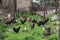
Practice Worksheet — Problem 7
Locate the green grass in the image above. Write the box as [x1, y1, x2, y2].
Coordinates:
[0, 12, 58, 40]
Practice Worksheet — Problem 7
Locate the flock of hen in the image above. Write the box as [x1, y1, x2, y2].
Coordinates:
[4, 14, 58, 37]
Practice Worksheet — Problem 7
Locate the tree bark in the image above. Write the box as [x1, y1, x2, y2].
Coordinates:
[43, 0, 47, 20]
[13, 0, 17, 19]
[55, 0, 59, 12]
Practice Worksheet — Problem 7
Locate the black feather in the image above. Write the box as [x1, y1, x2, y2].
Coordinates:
[36, 18, 49, 26]
[41, 18, 49, 25]
[37, 21, 43, 26]
[13, 26, 20, 33]
[32, 19, 37, 23]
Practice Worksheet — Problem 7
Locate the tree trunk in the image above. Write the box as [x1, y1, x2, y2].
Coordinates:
[13, 0, 17, 19]
[11, 0, 17, 19]
[13, 0, 17, 12]
[43, 0, 47, 20]
[55, 0, 59, 12]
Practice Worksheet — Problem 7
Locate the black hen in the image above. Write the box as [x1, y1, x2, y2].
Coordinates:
[37, 21, 43, 26]
[32, 19, 37, 23]
[44, 18, 49, 23]
[20, 17, 26, 24]
[41, 18, 49, 25]
[13, 26, 20, 33]
[36, 18, 49, 26]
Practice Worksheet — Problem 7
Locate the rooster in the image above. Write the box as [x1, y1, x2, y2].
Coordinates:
[20, 17, 26, 24]
[28, 18, 35, 29]
[30, 22, 35, 29]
